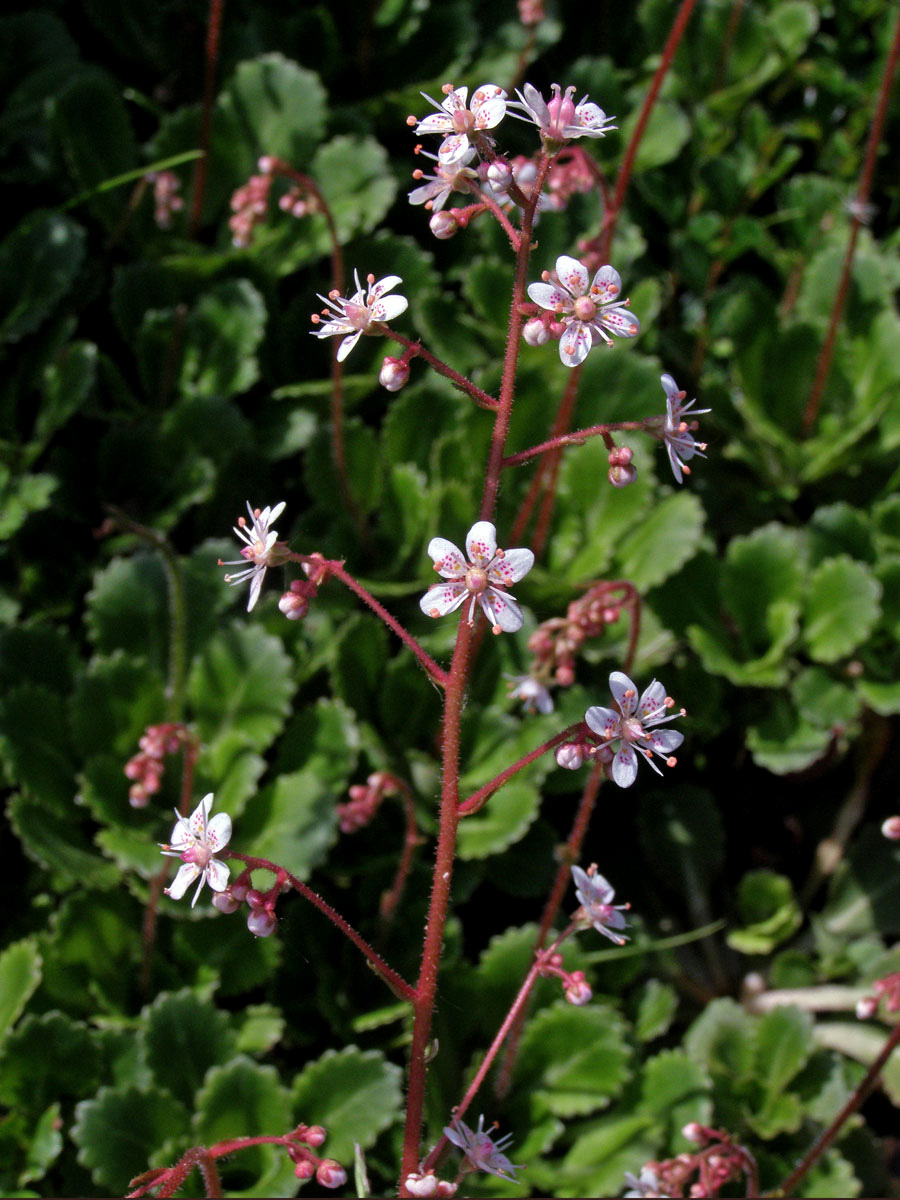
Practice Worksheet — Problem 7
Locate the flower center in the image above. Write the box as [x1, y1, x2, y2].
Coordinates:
[622, 716, 645, 743]
[342, 300, 370, 330]
[573, 295, 597, 322]
[182, 841, 212, 868]
[452, 109, 475, 135]
[465, 566, 488, 594]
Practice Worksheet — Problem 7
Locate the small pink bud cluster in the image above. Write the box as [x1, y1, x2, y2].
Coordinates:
[146, 171, 184, 229]
[284, 1124, 347, 1189]
[538, 951, 592, 1005]
[229, 173, 273, 248]
[855, 971, 900, 1020]
[517, 0, 545, 25]
[404, 1170, 458, 1197]
[124, 723, 196, 808]
[211, 869, 291, 938]
[882, 815, 900, 839]
[635, 1125, 757, 1198]
[608, 445, 636, 487]
[337, 771, 403, 834]
[545, 149, 595, 209]
[278, 554, 329, 621]
[527, 582, 633, 691]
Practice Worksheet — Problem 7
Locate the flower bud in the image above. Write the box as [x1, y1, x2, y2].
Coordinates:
[882, 816, 900, 840]
[564, 972, 592, 1006]
[435, 1184, 457, 1198]
[405, 1173, 439, 1197]
[856, 995, 879, 1020]
[379, 355, 410, 392]
[212, 890, 242, 914]
[608, 463, 637, 488]
[523, 316, 550, 346]
[486, 160, 513, 192]
[556, 743, 584, 770]
[247, 908, 277, 938]
[279, 589, 309, 620]
[429, 210, 458, 239]
[293, 1158, 316, 1181]
[316, 1159, 348, 1189]
[682, 1121, 705, 1144]
[305, 1125, 327, 1148]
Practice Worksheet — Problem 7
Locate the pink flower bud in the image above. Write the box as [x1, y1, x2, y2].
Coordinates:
[405, 1173, 439, 1197]
[246, 889, 266, 909]
[212, 890, 242, 914]
[429, 211, 458, 239]
[882, 816, 900, 840]
[608, 463, 637, 488]
[247, 909, 277, 937]
[279, 590, 309, 620]
[230, 879, 249, 903]
[556, 743, 584, 770]
[305, 1125, 327, 1148]
[682, 1121, 705, 1144]
[293, 1159, 316, 1181]
[435, 1182, 457, 1197]
[316, 1159, 348, 1189]
[523, 316, 550, 346]
[379, 356, 410, 392]
[564, 971, 592, 1005]
[486, 160, 513, 192]
[856, 995, 879, 1020]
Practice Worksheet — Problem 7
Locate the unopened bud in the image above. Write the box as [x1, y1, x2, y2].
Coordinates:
[379, 356, 410, 392]
[429, 210, 458, 239]
[247, 909, 277, 938]
[212, 890, 242, 914]
[486, 160, 513, 192]
[564, 972, 592, 1006]
[682, 1121, 705, 1144]
[523, 316, 550, 346]
[856, 995, 879, 1020]
[405, 1173, 439, 1197]
[305, 1125, 327, 1148]
[556, 743, 584, 770]
[608, 463, 637, 488]
[882, 816, 900, 840]
[279, 589, 309, 620]
[436, 1183, 457, 1197]
[316, 1159, 347, 1189]
[293, 1159, 316, 1181]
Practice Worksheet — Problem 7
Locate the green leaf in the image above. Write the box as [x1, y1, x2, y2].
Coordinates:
[684, 997, 755, 1081]
[86, 554, 169, 670]
[456, 779, 541, 860]
[820, 827, 900, 938]
[560, 1112, 657, 1199]
[0, 1011, 101, 1111]
[802, 556, 881, 663]
[799, 1150, 861, 1199]
[291, 1046, 403, 1162]
[640, 1050, 711, 1140]
[192, 1057, 296, 1199]
[856, 677, 900, 715]
[0, 684, 75, 809]
[613, 490, 705, 590]
[768, 1, 818, 58]
[39, 892, 140, 1013]
[19, 1102, 63, 1187]
[69, 651, 166, 760]
[746, 696, 834, 775]
[241, 767, 339, 881]
[234, 1005, 285, 1056]
[312, 134, 397, 244]
[0, 212, 86, 344]
[754, 1005, 814, 1097]
[36, 339, 97, 450]
[0, 467, 58, 538]
[331, 613, 390, 716]
[814, 1022, 900, 1107]
[180, 279, 267, 400]
[187, 623, 295, 757]
[52, 70, 137, 226]
[515, 1004, 632, 1118]
[627, 99, 691, 171]
[728, 869, 803, 955]
[72, 1085, 189, 1194]
[143, 989, 237, 1099]
[634, 978, 679, 1043]
[0, 940, 41, 1046]
[721, 523, 807, 650]
[8, 792, 120, 888]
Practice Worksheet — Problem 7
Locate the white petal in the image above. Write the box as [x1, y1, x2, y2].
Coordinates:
[483, 588, 523, 632]
[416, 113, 454, 135]
[314, 317, 353, 338]
[572, 103, 610, 133]
[438, 133, 471, 165]
[527, 281, 572, 311]
[645, 729, 684, 755]
[609, 672, 639, 715]
[371, 293, 408, 322]
[637, 680, 667, 720]
[584, 706, 620, 739]
[488, 546, 534, 585]
[519, 83, 548, 123]
[571, 865, 591, 896]
[599, 307, 640, 339]
[420, 582, 467, 617]
[246, 565, 266, 610]
[555, 255, 589, 297]
[427, 537, 467, 578]
[165, 862, 200, 900]
[587, 872, 616, 904]
[559, 323, 592, 366]
[369, 274, 402, 298]
[466, 521, 497, 566]
[206, 812, 232, 851]
[189, 794, 214, 836]
[442, 86, 468, 111]
[336, 330, 362, 362]
[473, 96, 506, 129]
[590, 264, 622, 300]
[611, 744, 639, 787]
[205, 858, 231, 892]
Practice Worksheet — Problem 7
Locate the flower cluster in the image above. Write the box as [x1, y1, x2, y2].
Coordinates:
[337, 771, 403, 834]
[626, 1124, 757, 1198]
[420, 521, 534, 635]
[124, 722, 195, 808]
[146, 170, 184, 229]
[220, 501, 289, 611]
[228, 171, 273, 248]
[527, 255, 640, 366]
[159, 794, 231, 907]
[538, 949, 593, 1005]
[443, 1115, 522, 1183]
[311, 270, 408, 362]
[527, 582, 634, 692]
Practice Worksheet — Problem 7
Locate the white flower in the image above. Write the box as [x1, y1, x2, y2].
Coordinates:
[527, 255, 640, 367]
[443, 1116, 522, 1183]
[571, 864, 630, 944]
[585, 671, 684, 788]
[160, 793, 232, 907]
[624, 1166, 666, 1197]
[509, 82, 616, 145]
[220, 501, 287, 611]
[419, 521, 534, 635]
[311, 269, 408, 362]
[660, 374, 709, 483]
[414, 84, 507, 166]
[408, 146, 478, 210]
[507, 674, 554, 714]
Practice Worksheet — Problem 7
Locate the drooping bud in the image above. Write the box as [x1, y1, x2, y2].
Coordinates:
[316, 1159, 348, 1189]
[523, 316, 550, 346]
[429, 210, 458, 239]
[379, 355, 411, 392]
[882, 816, 900, 840]
[608, 463, 637, 488]
[212, 890, 242, 914]
[247, 908, 277, 938]
[556, 743, 584, 770]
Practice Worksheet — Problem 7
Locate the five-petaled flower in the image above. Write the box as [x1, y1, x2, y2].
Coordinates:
[221, 501, 287, 611]
[660, 373, 710, 484]
[527, 255, 640, 367]
[409, 146, 478, 211]
[443, 1115, 523, 1183]
[413, 84, 507, 166]
[420, 521, 534, 635]
[571, 864, 630, 944]
[311, 270, 408, 362]
[160, 793, 232, 907]
[509, 82, 616, 148]
[507, 674, 554, 714]
[585, 671, 685, 788]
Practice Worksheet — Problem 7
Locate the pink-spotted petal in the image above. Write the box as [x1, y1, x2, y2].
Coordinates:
[438, 133, 471, 165]
[206, 812, 232, 852]
[637, 680, 667, 719]
[420, 581, 467, 617]
[336, 330, 362, 362]
[609, 671, 639, 716]
[189, 794, 214, 836]
[590, 265, 622, 301]
[527, 281, 573, 311]
[555, 255, 589, 297]
[559, 323, 592, 367]
[600, 308, 640, 338]
[427, 537, 467, 578]
[205, 858, 231, 893]
[166, 862, 200, 900]
[611, 743, 639, 788]
[369, 275, 402, 299]
[442, 87, 469, 112]
[483, 588, 523, 632]
[466, 521, 498, 567]
[574, 102, 608, 130]
[584, 706, 622, 740]
[646, 729, 684, 755]
[473, 97, 506, 129]
[371, 294, 408, 322]
[416, 113, 455, 135]
[489, 547, 534, 585]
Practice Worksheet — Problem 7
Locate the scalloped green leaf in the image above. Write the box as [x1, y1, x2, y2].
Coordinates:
[721, 523, 807, 649]
[728, 870, 802, 955]
[559, 1111, 657, 1199]
[312, 135, 397, 244]
[192, 1057, 296, 1199]
[0, 684, 75, 810]
[515, 1004, 632, 1118]
[0, 212, 86, 344]
[746, 695, 834, 775]
[0, 940, 41, 1046]
[69, 651, 166, 760]
[234, 1005, 285, 1056]
[0, 467, 58, 538]
[39, 891, 140, 1013]
[36, 339, 97, 450]
[456, 778, 540, 860]
[187, 623, 295, 756]
[0, 1011, 101, 1111]
[634, 979, 679, 1043]
[639, 1050, 711, 1139]
[8, 792, 120, 888]
[613, 490, 705, 590]
[684, 997, 755, 1081]
[142, 989, 237, 1099]
[291, 1046, 403, 1162]
[85, 554, 169, 669]
[179, 279, 266, 400]
[754, 1004, 814, 1098]
[72, 1085, 189, 1193]
[802, 556, 881, 663]
[19, 1101, 64, 1187]
[241, 766, 339, 881]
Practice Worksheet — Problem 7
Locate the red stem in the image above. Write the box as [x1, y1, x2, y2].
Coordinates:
[189, 0, 224, 236]
[502, 418, 648, 468]
[458, 723, 583, 816]
[388, 332, 499, 410]
[802, 7, 900, 434]
[380, 785, 421, 927]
